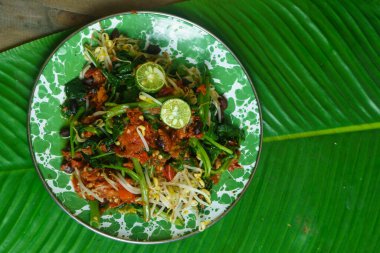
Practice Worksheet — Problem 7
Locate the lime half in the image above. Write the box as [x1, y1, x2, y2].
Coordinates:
[161, 99, 191, 129]
[136, 62, 166, 93]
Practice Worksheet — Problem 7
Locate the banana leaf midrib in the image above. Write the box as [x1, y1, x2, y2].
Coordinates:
[263, 122, 380, 142]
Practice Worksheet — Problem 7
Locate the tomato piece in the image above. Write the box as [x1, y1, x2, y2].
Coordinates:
[210, 174, 220, 184]
[84, 67, 106, 85]
[196, 84, 207, 95]
[228, 159, 242, 172]
[157, 86, 174, 97]
[118, 184, 136, 202]
[162, 164, 176, 181]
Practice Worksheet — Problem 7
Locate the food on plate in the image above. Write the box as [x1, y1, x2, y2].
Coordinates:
[60, 29, 244, 228]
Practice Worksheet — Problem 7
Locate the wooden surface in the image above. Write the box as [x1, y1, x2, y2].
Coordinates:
[0, 0, 182, 52]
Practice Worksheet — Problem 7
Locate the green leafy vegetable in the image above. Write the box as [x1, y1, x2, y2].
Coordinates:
[216, 124, 245, 145]
[131, 158, 150, 222]
[65, 78, 87, 100]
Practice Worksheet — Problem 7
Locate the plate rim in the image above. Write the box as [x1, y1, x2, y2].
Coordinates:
[27, 10, 263, 244]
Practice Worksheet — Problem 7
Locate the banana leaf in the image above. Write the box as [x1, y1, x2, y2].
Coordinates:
[0, 0, 379, 252]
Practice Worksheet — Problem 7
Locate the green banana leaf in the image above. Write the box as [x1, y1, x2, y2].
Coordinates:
[0, 0, 379, 252]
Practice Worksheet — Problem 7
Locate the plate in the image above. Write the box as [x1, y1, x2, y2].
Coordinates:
[28, 11, 262, 243]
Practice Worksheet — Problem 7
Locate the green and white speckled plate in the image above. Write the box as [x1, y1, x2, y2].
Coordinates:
[28, 12, 262, 243]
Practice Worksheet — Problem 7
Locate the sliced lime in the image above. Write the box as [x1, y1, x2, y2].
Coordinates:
[161, 99, 191, 129]
[135, 62, 166, 93]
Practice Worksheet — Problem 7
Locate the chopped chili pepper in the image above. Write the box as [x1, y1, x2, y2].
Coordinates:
[196, 84, 207, 95]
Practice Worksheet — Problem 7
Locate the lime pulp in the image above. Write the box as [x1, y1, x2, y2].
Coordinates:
[160, 99, 191, 129]
[135, 62, 166, 93]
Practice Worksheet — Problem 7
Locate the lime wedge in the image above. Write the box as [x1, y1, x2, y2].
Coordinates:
[135, 62, 166, 93]
[161, 99, 191, 129]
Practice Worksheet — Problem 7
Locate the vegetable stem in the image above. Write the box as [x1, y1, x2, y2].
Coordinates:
[69, 107, 85, 158]
[211, 157, 234, 175]
[132, 158, 150, 222]
[202, 135, 233, 155]
[82, 125, 100, 135]
[105, 96, 175, 119]
[101, 164, 140, 182]
[198, 67, 211, 126]
[189, 138, 212, 177]
[91, 152, 115, 160]
[70, 121, 75, 158]
[89, 200, 100, 228]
